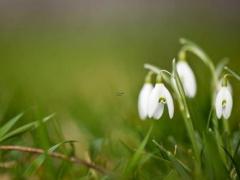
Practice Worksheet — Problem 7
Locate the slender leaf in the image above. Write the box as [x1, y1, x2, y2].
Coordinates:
[25, 140, 77, 176]
[153, 139, 191, 180]
[25, 154, 46, 176]
[0, 114, 55, 142]
[223, 146, 240, 179]
[233, 138, 240, 160]
[48, 140, 78, 153]
[0, 113, 24, 138]
[215, 58, 229, 78]
[125, 125, 153, 174]
[224, 66, 240, 81]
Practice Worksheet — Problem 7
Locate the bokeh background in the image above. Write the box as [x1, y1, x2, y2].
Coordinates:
[0, 0, 240, 178]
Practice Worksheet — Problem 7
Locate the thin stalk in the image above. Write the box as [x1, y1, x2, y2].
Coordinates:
[144, 62, 201, 170]
[179, 38, 217, 97]
[144, 63, 172, 84]
[144, 64, 172, 77]
[179, 39, 228, 167]
[172, 60, 201, 170]
[224, 66, 240, 81]
[223, 119, 232, 155]
[212, 116, 227, 165]
[0, 145, 107, 174]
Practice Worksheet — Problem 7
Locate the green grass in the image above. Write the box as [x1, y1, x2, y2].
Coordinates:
[0, 21, 240, 179]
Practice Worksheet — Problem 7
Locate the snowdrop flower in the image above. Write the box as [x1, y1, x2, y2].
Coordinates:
[176, 61, 197, 98]
[138, 83, 153, 120]
[148, 83, 174, 119]
[138, 71, 154, 120]
[215, 85, 233, 119]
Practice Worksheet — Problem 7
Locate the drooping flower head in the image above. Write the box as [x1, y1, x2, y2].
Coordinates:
[176, 60, 197, 98]
[138, 83, 153, 120]
[148, 78, 174, 120]
[138, 72, 154, 120]
[215, 79, 233, 119]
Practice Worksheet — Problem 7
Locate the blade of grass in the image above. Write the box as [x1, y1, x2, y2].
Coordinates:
[0, 113, 55, 142]
[120, 139, 171, 163]
[25, 140, 77, 176]
[215, 58, 229, 79]
[223, 146, 240, 179]
[125, 124, 153, 174]
[233, 138, 240, 159]
[0, 113, 24, 138]
[153, 139, 191, 180]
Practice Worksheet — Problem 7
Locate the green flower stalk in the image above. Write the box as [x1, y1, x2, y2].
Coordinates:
[178, 39, 229, 166]
[142, 60, 201, 171]
[138, 39, 240, 177]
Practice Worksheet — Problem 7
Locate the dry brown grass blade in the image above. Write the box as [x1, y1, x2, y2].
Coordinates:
[0, 145, 107, 174]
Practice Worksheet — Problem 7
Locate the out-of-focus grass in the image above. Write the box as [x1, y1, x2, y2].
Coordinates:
[0, 16, 240, 179]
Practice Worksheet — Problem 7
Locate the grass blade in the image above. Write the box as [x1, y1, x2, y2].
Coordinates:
[0, 113, 24, 138]
[0, 114, 55, 142]
[25, 140, 77, 176]
[125, 125, 153, 174]
[223, 146, 240, 179]
[153, 139, 191, 180]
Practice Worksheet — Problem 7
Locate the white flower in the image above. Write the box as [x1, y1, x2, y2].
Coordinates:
[148, 83, 174, 119]
[176, 61, 197, 98]
[138, 83, 153, 120]
[215, 86, 233, 119]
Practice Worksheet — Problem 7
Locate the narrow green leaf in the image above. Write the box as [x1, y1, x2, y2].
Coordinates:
[224, 66, 240, 81]
[25, 140, 77, 176]
[223, 146, 240, 179]
[125, 125, 153, 173]
[0, 113, 24, 138]
[215, 58, 229, 79]
[153, 139, 191, 180]
[25, 154, 46, 176]
[0, 113, 55, 142]
[179, 38, 215, 74]
[233, 138, 240, 160]
[48, 140, 77, 153]
[163, 170, 180, 180]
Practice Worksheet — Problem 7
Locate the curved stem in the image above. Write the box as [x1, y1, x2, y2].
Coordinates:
[224, 66, 240, 81]
[0, 145, 107, 174]
[179, 39, 229, 168]
[144, 63, 172, 85]
[179, 38, 217, 96]
[172, 59, 201, 172]
[144, 64, 172, 77]
[215, 58, 229, 79]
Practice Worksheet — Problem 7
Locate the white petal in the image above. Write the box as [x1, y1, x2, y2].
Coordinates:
[177, 61, 197, 98]
[162, 85, 174, 119]
[148, 83, 165, 118]
[153, 104, 164, 119]
[215, 87, 233, 119]
[222, 88, 233, 119]
[138, 83, 153, 120]
[215, 88, 224, 118]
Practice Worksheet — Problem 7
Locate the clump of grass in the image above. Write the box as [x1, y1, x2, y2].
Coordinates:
[0, 38, 240, 179]
[136, 38, 240, 179]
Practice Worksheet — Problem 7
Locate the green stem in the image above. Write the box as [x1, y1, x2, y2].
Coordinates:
[179, 38, 217, 96]
[212, 116, 227, 165]
[179, 39, 229, 167]
[172, 60, 201, 171]
[223, 119, 232, 155]
[144, 63, 172, 85]
[224, 66, 240, 81]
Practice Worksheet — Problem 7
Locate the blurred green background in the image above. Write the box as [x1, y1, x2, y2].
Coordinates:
[0, 0, 240, 178]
